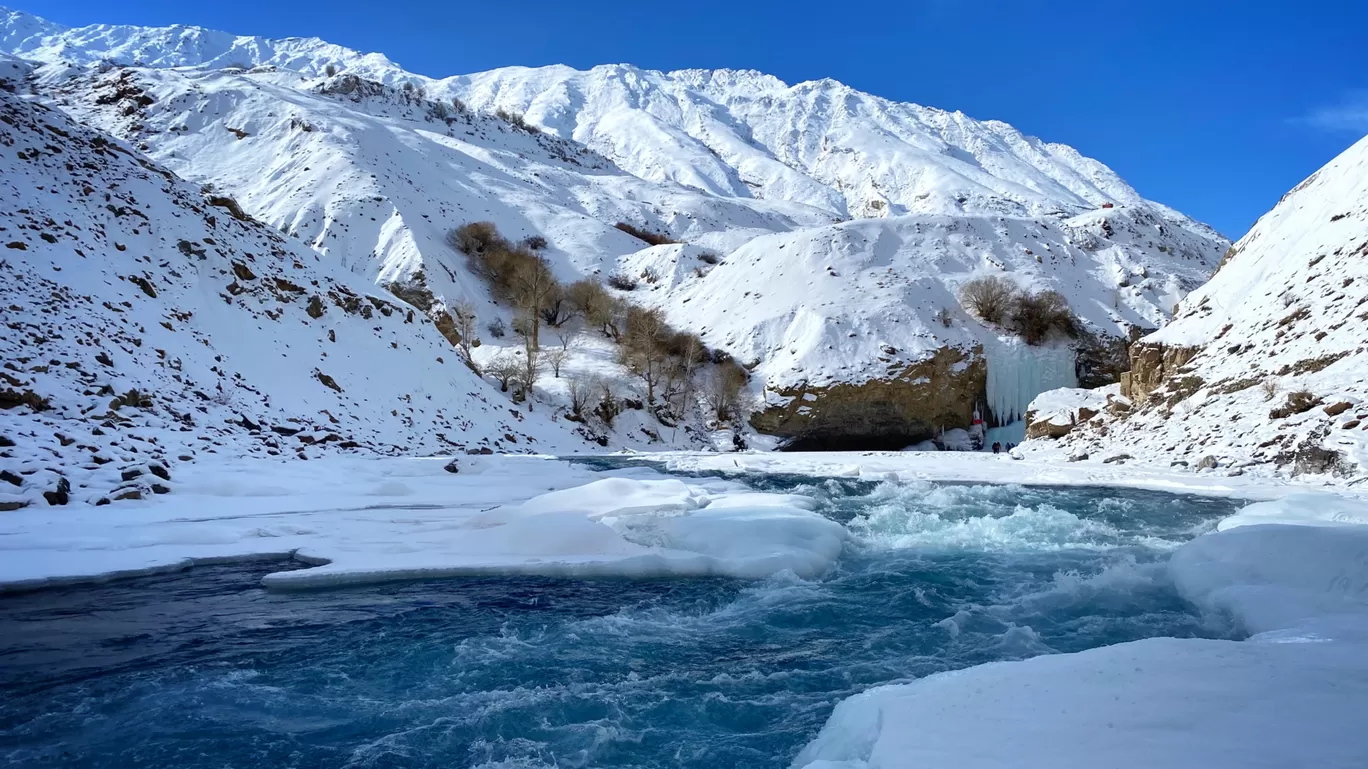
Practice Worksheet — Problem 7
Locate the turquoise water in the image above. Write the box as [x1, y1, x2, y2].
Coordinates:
[0, 476, 1243, 768]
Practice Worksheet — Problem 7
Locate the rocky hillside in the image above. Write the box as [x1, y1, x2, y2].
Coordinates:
[0, 8, 1231, 450]
[0, 84, 584, 511]
[1024, 134, 1368, 478]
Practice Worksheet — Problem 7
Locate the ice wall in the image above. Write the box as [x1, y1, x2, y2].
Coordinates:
[982, 336, 1077, 425]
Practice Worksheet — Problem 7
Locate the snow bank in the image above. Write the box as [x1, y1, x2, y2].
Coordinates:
[0, 456, 846, 592]
[793, 493, 1368, 769]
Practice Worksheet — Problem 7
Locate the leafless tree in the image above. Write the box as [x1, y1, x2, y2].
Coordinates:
[544, 346, 569, 378]
[566, 374, 599, 418]
[959, 275, 1017, 325]
[705, 361, 749, 422]
[618, 306, 671, 403]
[453, 300, 478, 366]
[486, 351, 520, 392]
[520, 331, 541, 410]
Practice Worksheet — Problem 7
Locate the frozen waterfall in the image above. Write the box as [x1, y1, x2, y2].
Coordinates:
[982, 336, 1077, 425]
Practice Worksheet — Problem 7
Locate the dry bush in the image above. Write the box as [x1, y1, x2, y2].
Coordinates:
[553, 325, 578, 352]
[566, 374, 599, 418]
[485, 352, 519, 392]
[520, 234, 548, 251]
[936, 307, 953, 328]
[566, 279, 622, 337]
[697, 251, 721, 265]
[495, 108, 538, 133]
[618, 307, 674, 403]
[706, 361, 749, 421]
[595, 382, 621, 427]
[520, 332, 541, 409]
[1260, 377, 1280, 401]
[1009, 290, 1077, 345]
[453, 300, 479, 368]
[538, 285, 573, 328]
[448, 221, 506, 255]
[324, 63, 337, 77]
[607, 273, 638, 291]
[544, 346, 569, 378]
[959, 275, 1017, 325]
[614, 222, 676, 246]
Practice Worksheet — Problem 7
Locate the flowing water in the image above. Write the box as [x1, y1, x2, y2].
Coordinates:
[0, 474, 1244, 768]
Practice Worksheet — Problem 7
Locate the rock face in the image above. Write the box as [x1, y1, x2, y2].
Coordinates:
[750, 348, 985, 450]
[1119, 341, 1200, 402]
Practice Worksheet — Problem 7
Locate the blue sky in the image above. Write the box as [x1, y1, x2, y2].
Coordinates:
[15, 0, 1367, 238]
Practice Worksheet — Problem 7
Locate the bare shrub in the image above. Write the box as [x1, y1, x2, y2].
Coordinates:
[457, 221, 559, 347]
[936, 307, 953, 328]
[566, 374, 598, 418]
[520, 234, 548, 251]
[1260, 377, 1280, 401]
[495, 108, 538, 133]
[618, 306, 672, 403]
[486, 317, 506, 338]
[324, 63, 338, 77]
[486, 352, 519, 392]
[553, 325, 578, 352]
[607, 273, 638, 291]
[706, 361, 749, 421]
[544, 346, 569, 378]
[697, 251, 721, 265]
[959, 275, 1017, 325]
[595, 382, 621, 427]
[1009, 290, 1077, 345]
[520, 332, 541, 409]
[539, 285, 573, 328]
[453, 300, 479, 368]
[614, 222, 676, 246]
[566, 279, 621, 337]
[448, 221, 506, 255]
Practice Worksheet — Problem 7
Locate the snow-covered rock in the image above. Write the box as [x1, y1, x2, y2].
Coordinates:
[1032, 133, 1368, 479]
[1024, 385, 1115, 439]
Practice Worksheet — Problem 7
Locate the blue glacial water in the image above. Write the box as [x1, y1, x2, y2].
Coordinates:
[0, 475, 1244, 769]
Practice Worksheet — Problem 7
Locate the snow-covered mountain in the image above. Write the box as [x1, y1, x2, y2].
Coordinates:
[0, 7, 1230, 451]
[0, 76, 589, 510]
[1024, 133, 1368, 478]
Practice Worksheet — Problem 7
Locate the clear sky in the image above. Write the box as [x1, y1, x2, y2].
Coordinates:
[14, 0, 1366, 238]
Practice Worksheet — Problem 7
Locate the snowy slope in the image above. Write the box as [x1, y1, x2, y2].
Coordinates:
[0, 7, 1230, 447]
[449, 65, 1221, 230]
[617, 206, 1218, 438]
[0, 86, 585, 511]
[1026, 133, 1368, 478]
[0, 8, 1219, 236]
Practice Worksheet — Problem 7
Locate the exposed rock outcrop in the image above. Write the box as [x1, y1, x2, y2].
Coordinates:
[750, 348, 985, 451]
[1119, 341, 1200, 402]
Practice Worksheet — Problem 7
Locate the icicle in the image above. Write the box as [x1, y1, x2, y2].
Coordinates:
[982, 336, 1077, 425]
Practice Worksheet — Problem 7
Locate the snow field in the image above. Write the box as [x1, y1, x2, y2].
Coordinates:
[0, 456, 848, 591]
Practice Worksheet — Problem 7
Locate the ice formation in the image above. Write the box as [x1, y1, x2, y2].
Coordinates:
[982, 336, 1078, 426]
